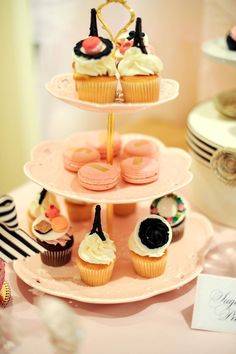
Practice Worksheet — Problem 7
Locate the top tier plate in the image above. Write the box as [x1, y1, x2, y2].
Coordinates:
[46, 74, 179, 113]
[24, 132, 192, 204]
[201, 37, 236, 66]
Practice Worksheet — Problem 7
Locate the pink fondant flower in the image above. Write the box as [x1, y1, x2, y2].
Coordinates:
[119, 39, 133, 55]
[178, 204, 184, 211]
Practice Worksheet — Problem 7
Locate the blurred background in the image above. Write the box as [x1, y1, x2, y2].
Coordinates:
[0, 0, 236, 193]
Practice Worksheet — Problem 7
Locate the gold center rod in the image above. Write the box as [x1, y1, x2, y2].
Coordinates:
[106, 111, 115, 236]
[107, 112, 115, 165]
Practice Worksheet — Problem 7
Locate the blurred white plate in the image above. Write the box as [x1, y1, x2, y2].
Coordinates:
[202, 37, 236, 66]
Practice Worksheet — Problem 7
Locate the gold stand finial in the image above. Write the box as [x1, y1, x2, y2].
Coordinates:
[96, 0, 135, 45]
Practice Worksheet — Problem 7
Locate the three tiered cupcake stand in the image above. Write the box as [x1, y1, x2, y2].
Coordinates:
[13, 1, 213, 304]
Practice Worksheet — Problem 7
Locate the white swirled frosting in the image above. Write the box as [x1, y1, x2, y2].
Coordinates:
[129, 215, 172, 257]
[118, 47, 163, 76]
[73, 54, 117, 77]
[79, 232, 116, 265]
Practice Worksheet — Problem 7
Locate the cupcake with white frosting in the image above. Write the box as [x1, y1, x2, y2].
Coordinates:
[27, 189, 59, 231]
[150, 193, 186, 240]
[77, 205, 116, 286]
[118, 17, 163, 103]
[32, 204, 74, 267]
[72, 8, 117, 103]
[129, 215, 172, 278]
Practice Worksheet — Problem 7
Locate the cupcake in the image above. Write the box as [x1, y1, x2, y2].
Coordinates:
[32, 205, 74, 267]
[150, 193, 186, 240]
[77, 205, 116, 286]
[118, 17, 163, 103]
[226, 25, 236, 51]
[63, 146, 100, 172]
[123, 139, 159, 159]
[73, 8, 117, 103]
[27, 189, 59, 231]
[129, 215, 172, 278]
[87, 130, 121, 159]
[64, 199, 94, 222]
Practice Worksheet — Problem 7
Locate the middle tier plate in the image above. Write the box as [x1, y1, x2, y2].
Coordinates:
[24, 132, 192, 204]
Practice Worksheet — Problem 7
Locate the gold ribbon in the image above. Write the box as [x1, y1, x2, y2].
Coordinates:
[96, 0, 135, 45]
[0, 281, 11, 307]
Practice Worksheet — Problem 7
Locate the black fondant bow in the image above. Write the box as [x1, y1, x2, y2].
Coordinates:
[127, 30, 145, 40]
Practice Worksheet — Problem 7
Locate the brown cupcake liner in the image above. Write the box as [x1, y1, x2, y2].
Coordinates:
[40, 247, 73, 267]
[172, 219, 185, 242]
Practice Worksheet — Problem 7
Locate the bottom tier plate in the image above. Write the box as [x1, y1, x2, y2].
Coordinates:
[13, 205, 213, 304]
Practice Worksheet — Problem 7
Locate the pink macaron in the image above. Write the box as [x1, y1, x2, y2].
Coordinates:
[63, 146, 100, 172]
[120, 156, 159, 184]
[87, 130, 122, 159]
[78, 162, 119, 191]
[123, 139, 159, 159]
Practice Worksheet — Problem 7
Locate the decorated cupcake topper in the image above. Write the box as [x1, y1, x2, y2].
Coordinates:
[138, 217, 170, 249]
[89, 8, 99, 37]
[133, 17, 147, 54]
[38, 188, 47, 205]
[82, 37, 104, 55]
[74, 8, 113, 60]
[150, 194, 186, 226]
[90, 205, 106, 241]
[127, 30, 145, 41]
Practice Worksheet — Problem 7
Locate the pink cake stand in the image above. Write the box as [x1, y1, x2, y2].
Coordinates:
[16, 71, 213, 304]
[24, 132, 192, 204]
[13, 202, 213, 304]
[45, 72, 180, 233]
[46, 74, 180, 113]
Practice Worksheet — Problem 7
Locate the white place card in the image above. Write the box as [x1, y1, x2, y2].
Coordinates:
[191, 274, 236, 334]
